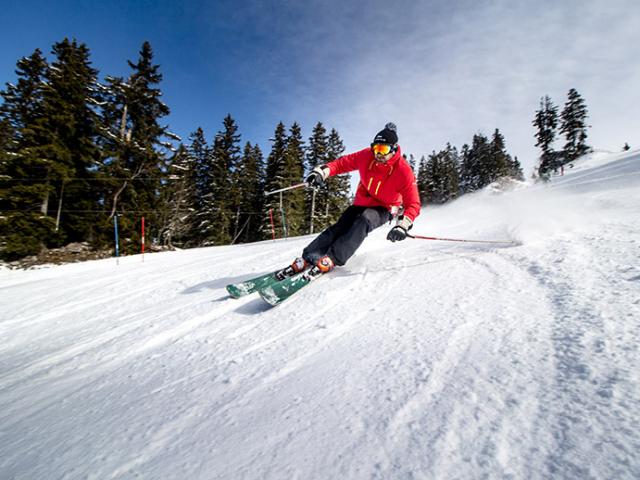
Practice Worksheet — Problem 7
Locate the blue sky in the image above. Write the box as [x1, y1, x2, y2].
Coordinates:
[2, 0, 639, 175]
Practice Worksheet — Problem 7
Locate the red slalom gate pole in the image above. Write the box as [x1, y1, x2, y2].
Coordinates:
[407, 233, 518, 245]
[269, 209, 276, 241]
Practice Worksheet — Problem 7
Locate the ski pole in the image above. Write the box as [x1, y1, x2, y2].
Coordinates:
[265, 182, 307, 196]
[407, 233, 518, 245]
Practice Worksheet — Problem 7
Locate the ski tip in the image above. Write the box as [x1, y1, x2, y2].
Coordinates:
[258, 287, 281, 307]
[225, 285, 238, 298]
[226, 284, 249, 299]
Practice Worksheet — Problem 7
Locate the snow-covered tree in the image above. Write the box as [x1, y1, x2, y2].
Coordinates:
[98, 41, 173, 249]
[304, 122, 329, 234]
[560, 88, 591, 163]
[419, 144, 460, 205]
[262, 122, 289, 239]
[460, 134, 491, 193]
[0, 49, 55, 259]
[533, 95, 559, 178]
[488, 129, 512, 181]
[323, 128, 350, 227]
[233, 142, 264, 243]
[35, 39, 102, 246]
[157, 145, 198, 248]
[281, 122, 306, 237]
[203, 114, 241, 245]
[416, 155, 429, 204]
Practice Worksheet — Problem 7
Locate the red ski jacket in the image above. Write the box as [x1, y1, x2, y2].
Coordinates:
[326, 146, 421, 222]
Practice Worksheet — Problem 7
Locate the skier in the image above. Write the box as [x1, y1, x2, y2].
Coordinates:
[292, 122, 421, 274]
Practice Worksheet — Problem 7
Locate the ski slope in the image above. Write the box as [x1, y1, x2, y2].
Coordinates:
[1, 150, 639, 479]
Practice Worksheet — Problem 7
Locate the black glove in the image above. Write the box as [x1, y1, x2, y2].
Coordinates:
[305, 166, 329, 188]
[387, 226, 408, 242]
[387, 215, 413, 242]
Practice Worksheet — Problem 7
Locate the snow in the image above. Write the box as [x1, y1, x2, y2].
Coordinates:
[1, 151, 639, 479]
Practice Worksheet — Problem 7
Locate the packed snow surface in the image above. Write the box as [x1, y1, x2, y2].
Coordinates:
[1, 150, 639, 479]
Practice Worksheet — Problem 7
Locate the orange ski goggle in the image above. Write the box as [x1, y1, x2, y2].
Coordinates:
[371, 143, 393, 155]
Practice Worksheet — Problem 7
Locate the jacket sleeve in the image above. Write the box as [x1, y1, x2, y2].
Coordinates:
[325, 148, 369, 176]
[400, 169, 421, 222]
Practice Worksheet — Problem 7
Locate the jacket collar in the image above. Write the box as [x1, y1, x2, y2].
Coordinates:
[370, 145, 403, 171]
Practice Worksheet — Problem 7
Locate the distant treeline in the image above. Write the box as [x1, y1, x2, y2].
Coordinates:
[0, 39, 353, 260]
[1, 38, 578, 261]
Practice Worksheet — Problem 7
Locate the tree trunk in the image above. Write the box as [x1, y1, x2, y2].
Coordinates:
[109, 180, 128, 219]
[55, 181, 65, 231]
[120, 104, 128, 140]
[40, 170, 50, 215]
[233, 206, 240, 240]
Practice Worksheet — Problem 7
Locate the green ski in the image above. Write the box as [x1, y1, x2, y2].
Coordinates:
[258, 267, 326, 306]
[226, 259, 309, 298]
[226, 271, 283, 298]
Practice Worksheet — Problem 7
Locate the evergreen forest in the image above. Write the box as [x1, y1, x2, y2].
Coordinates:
[0, 39, 591, 261]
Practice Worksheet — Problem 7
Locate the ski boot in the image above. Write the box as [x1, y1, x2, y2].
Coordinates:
[305, 255, 334, 280]
[276, 257, 309, 280]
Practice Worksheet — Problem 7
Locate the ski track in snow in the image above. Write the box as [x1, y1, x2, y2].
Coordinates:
[1, 151, 639, 479]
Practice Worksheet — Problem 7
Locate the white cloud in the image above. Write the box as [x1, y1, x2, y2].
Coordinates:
[268, 0, 640, 174]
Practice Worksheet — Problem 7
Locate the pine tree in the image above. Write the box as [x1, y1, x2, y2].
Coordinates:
[416, 155, 429, 204]
[234, 142, 265, 243]
[280, 122, 306, 237]
[187, 128, 211, 246]
[423, 151, 439, 204]
[304, 122, 329, 234]
[202, 114, 241, 245]
[462, 134, 491, 192]
[458, 144, 472, 194]
[0, 49, 55, 259]
[98, 41, 172, 250]
[262, 122, 289, 239]
[421, 145, 460, 204]
[488, 129, 512, 181]
[509, 156, 525, 181]
[323, 128, 350, 226]
[156, 144, 198, 247]
[533, 96, 559, 153]
[533, 95, 559, 178]
[560, 88, 590, 164]
[35, 39, 102, 246]
[441, 143, 460, 203]
[407, 153, 416, 172]
[0, 117, 11, 159]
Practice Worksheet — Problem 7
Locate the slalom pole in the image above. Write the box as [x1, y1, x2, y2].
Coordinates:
[141, 216, 145, 262]
[265, 182, 307, 196]
[407, 233, 518, 245]
[269, 209, 276, 241]
[279, 192, 288, 240]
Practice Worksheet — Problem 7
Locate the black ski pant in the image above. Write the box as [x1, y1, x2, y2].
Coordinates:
[302, 205, 390, 266]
